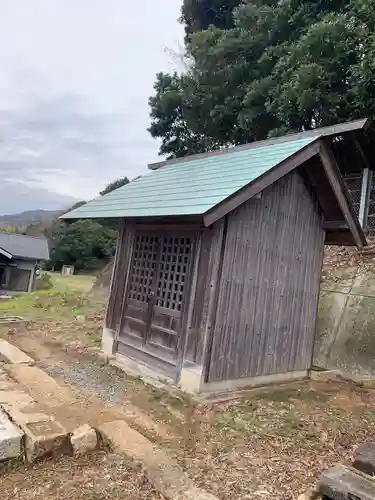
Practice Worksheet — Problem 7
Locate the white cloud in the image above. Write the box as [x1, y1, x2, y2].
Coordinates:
[0, 0, 184, 211]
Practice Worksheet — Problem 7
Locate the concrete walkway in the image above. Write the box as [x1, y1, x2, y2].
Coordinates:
[0, 339, 218, 500]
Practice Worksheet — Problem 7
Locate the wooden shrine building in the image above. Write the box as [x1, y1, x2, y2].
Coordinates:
[62, 119, 373, 394]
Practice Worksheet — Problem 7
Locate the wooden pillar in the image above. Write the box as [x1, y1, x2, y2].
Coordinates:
[359, 168, 372, 232]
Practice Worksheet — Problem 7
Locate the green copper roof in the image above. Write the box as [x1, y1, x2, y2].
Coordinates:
[62, 136, 318, 221]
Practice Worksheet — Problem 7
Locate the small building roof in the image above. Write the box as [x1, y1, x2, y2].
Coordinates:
[62, 136, 317, 220]
[60, 118, 370, 248]
[0, 233, 50, 261]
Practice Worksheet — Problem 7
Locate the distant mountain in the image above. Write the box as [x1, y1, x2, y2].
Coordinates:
[0, 181, 77, 216]
[0, 209, 61, 226]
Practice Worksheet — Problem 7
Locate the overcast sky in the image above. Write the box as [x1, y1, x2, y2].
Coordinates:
[0, 0, 184, 214]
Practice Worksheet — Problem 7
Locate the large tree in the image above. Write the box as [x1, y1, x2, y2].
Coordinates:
[181, 0, 241, 41]
[149, 0, 375, 158]
[100, 176, 130, 196]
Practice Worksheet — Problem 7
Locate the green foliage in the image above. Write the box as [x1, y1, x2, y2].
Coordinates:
[100, 176, 130, 196]
[149, 0, 375, 157]
[148, 72, 220, 158]
[68, 200, 87, 211]
[36, 272, 54, 291]
[181, 0, 241, 42]
[50, 219, 117, 271]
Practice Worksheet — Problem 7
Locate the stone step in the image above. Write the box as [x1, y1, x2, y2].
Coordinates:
[98, 419, 218, 500]
[6, 365, 75, 408]
[0, 409, 23, 462]
[354, 443, 375, 476]
[0, 390, 35, 411]
[0, 340, 34, 365]
[317, 465, 375, 500]
[6, 407, 69, 462]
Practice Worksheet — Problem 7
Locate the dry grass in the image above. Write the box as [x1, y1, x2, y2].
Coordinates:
[165, 381, 375, 499]
[1, 452, 164, 499]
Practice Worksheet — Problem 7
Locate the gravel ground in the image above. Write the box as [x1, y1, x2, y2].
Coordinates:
[1, 452, 164, 500]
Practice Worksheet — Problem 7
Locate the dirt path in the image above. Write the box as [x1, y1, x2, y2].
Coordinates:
[1, 452, 163, 500]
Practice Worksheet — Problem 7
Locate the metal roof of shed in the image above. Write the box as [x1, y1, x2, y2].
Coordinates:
[62, 136, 317, 221]
[0, 233, 49, 261]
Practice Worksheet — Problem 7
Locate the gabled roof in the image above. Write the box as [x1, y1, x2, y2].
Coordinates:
[0, 233, 49, 261]
[61, 119, 370, 248]
[62, 136, 318, 220]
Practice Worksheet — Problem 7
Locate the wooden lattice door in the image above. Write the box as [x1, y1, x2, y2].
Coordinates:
[118, 231, 195, 377]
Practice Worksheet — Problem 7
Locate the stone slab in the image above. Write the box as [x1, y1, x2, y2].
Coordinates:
[70, 424, 97, 455]
[6, 408, 69, 462]
[354, 442, 375, 476]
[0, 409, 23, 462]
[0, 340, 34, 365]
[0, 391, 35, 411]
[317, 465, 375, 500]
[6, 365, 75, 408]
[98, 420, 218, 500]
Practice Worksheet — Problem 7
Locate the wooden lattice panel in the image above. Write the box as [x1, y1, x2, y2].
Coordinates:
[156, 236, 192, 312]
[128, 234, 159, 302]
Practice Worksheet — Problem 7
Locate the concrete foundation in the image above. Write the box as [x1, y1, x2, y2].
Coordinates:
[102, 327, 115, 358]
[111, 349, 309, 396]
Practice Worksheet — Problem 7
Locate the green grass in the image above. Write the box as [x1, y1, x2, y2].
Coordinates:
[0, 272, 96, 320]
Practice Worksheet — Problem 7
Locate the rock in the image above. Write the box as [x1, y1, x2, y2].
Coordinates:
[354, 442, 375, 475]
[297, 489, 320, 500]
[6, 408, 69, 462]
[0, 409, 24, 462]
[70, 424, 97, 455]
[317, 465, 375, 500]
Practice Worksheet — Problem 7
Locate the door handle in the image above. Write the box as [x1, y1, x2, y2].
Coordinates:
[147, 291, 155, 302]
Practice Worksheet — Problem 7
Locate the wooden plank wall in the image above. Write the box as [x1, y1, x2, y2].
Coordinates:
[105, 221, 135, 332]
[207, 170, 325, 382]
[184, 219, 225, 366]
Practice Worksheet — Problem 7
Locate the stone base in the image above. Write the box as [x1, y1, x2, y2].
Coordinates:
[179, 366, 203, 394]
[111, 350, 308, 398]
[0, 409, 23, 462]
[200, 370, 309, 396]
[7, 409, 69, 462]
[102, 328, 115, 358]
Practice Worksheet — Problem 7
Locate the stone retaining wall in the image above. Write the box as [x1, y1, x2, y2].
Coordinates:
[314, 266, 375, 377]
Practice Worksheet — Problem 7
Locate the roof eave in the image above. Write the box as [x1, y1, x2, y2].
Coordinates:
[0, 247, 13, 259]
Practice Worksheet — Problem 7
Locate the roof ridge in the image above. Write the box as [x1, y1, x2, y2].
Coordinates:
[148, 118, 369, 171]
